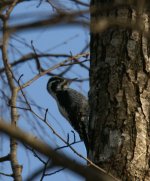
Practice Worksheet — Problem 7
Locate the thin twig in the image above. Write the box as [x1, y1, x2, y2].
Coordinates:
[55, 140, 82, 151]
[25, 145, 46, 164]
[31, 40, 42, 74]
[40, 158, 50, 181]
[44, 109, 48, 122]
[44, 167, 65, 176]
[0, 172, 13, 177]
[0, 154, 10, 162]
[17, 52, 90, 90]
[71, 0, 89, 7]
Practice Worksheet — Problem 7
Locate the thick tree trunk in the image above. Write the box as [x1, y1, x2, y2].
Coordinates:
[89, 1, 150, 180]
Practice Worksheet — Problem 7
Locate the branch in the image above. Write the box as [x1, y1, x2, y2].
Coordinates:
[44, 167, 65, 176]
[2, 10, 89, 33]
[0, 154, 10, 162]
[1, 1, 22, 180]
[71, 0, 89, 7]
[0, 120, 118, 181]
[0, 53, 70, 74]
[17, 52, 89, 90]
[0, 171, 13, 177]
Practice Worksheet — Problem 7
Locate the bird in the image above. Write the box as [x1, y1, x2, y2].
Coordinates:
[47, 76, 89, 150]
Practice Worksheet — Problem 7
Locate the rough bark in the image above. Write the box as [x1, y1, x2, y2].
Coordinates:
[89, 1, 150, 180]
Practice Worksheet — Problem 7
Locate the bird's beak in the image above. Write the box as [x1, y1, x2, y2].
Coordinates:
[63, 78, 77, 86]
[66, 78, 77, 84]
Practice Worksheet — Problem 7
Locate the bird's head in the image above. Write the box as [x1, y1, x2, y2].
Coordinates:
[47, 76, 76, 96]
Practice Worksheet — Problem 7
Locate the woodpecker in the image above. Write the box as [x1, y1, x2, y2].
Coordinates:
[47, 76, 89, 150]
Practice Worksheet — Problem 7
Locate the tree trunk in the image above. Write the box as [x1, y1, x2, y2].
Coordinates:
[89, 1, 150, 180]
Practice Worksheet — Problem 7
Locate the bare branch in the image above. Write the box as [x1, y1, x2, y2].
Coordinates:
[44, 167, 65, 177]
[0, 53, 71, 74]
[2, 10, 89, 33]
[0, 171, 13, 177]
[17, 52, 89, 90]
[0, 120, 119, 181]
[0, 154, 10, 162]
[71, 0, 89, 7]
[1, 1, 22, 180]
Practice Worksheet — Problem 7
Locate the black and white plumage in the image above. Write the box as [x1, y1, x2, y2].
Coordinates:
[47, 76, 89, 149]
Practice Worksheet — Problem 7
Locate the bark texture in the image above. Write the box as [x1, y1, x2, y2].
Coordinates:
[89, 1, 150, 180]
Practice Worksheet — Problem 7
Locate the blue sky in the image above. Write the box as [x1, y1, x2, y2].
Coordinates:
[0, 0, 90, 181]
